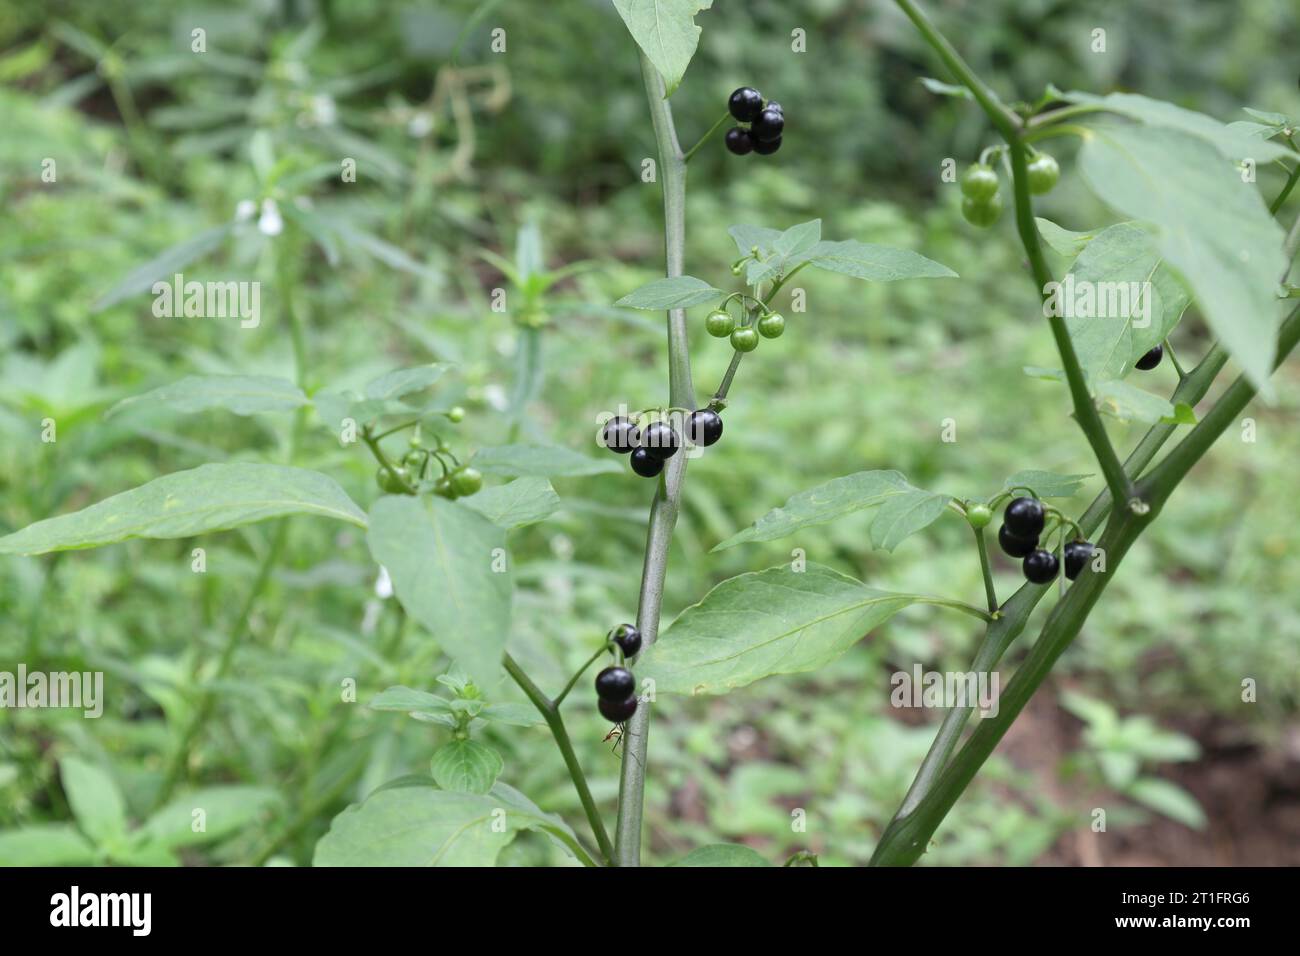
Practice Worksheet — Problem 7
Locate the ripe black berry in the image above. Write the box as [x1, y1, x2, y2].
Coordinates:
[998, 523, 1039, 558]
[629, 447, 664, 478]
[641, 422, 679, 460]
[598, 695, 638, 723]
[595, 666, 635, 701]
[610, 623, 642, 657]
[1022, 549, 1060, 584]
[1063, 540, 1094, 580]
[601, 416, 640, 454]
[728, 87, 763, 122]
[765, 101, 784, 115]
[752, 137, 781, 155]
[1135, 344, 1164, 370]
[686, 408, 723, 447]
[725, 127, 754, 155]
[1004, 497, 1045, 538]
[751, 108, 784, 143]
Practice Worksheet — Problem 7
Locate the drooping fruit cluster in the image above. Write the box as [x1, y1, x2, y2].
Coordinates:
[373, 420, 481, 499]
[960, 151, 1058, 227]
[705, 300, 785, 353]
[1135, 344, 1164, 370]
[996, 494, 1094, 583]
[595, 665, 638, 722]
[725, 87, 785, 157]
[600, 408, 724, 478]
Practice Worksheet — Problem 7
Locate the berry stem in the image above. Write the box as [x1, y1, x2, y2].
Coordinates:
[361, 427, 417, 494]
[682, 110, 732, 164]
[612, 49, 700, 867]
[973, 526, 999, 614]
[553, 643, 615, 709]
[503, 653, 614, 865]
[1164, 340, 1188, 382]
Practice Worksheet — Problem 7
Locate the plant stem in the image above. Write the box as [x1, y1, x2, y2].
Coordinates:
[553, 644, 611, 708]
[1270, 160, 1300, 215]
[503, 653, 613, 865]
[973, 527, 998, 613]
[682, 110, 731, 164]
[613, 49, 698, 868]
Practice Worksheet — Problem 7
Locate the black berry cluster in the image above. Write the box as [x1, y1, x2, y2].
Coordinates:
[996, 495, 1094, 583]
[595, 665, 638, 722]
[600, 408, 724, 478]
[725, 87, 785, 157]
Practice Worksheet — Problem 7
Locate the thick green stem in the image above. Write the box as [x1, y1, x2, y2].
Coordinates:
[613, 50, 697, 867]
[973, 527, 998, 613]
[503, 653, 613, 865]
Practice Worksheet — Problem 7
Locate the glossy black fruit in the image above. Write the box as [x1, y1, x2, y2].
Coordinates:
[1063, 540, 1094, 580]
[751, 108, 785, 142]
[630, 447, 664, 478]
[752, 136, 782, 155]
[598, 695, 638, 723]
[1135, 344, 1164, 370]
[610, 623, 642, 657]
[1022, 549, 1060, 584]
[728, 87, 764, 122]
[765, 100, 784, 115]
[1004, 496, 1046, 538]
[998, 523, 1039, 558]
[725, 127, 754, 155]
[687, 408, 724, 447]
[595, 666, 635, 701]
[602, 416, 640, 454]
[641, 422, 679, 460]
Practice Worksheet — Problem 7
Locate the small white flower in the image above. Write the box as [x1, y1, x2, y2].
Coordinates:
[407, 112, 434, 138]
[375, 565, 393, 599]
[258, 198, 283, 236]
[483, 384, 508, 411]
[235, 199, 257, 221]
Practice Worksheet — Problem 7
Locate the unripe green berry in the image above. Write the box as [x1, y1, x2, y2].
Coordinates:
[757, 312, 785, 339]
[376, 466, 409, 494]
[447, 405, 466, 423]
[961, 163, 1000, 202]
[730, 327, 759, 352]
[1027, 154, 1060, 195]
[705, 309, 736, 338]
[966, 503, 993, 529]
[450, 466, 483, 497]
[961, 193, 1002, 228]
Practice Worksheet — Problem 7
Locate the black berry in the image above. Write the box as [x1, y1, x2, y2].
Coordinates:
[725, 127, 753, 155]
[728, 87, 763, 122]
[998, 523, 1039, 558]
[1063, 540, 1094, 580]
[765, 100, 784, 115]
[751, 108, 785, 143]
[1135, 344, 1164, 370]
[641, 422, 679, 460]
[610, 623, 642, 657]
[595, 666, 635, 701]
[1004, 497, 1045, 538]
[598, 695, 638, 723]
[752, 136, 782, 155]
[630, 447, 664, 478]
[1022, 549, 1060, 584]
[601, 416, 640, 454]
[686, 408, 723, 447]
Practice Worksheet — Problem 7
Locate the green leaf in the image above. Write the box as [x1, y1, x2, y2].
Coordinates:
[746, 220, 822, 283]
[313, 780, 575, 866]
[362, 364, 451, 401]
[713, 470, 950, 552]
[1241, 107, 1289, 127]
[0, 464, 368, 555]
[639, 564, 930, 695]
[59, 757, 127, 844]
[367, 496, 511, 689]
[461, 477, 560, 529]
[728, 223, 782, 258]
[801, 239, 957, 281]
[137, 786, 281, 849]
[918, 77, 972, 100]
[106, 375, 308, 418]
[471, 443, 620, 477]
[0, 824, 97, 866]
[1128, 778, 1206, 829]
[1035, 218, 1097, 259]
[429, 740, 503, 794]
[1002, 470, 1091, 499]
[93, 224, 234, 311]
[670, 843, 772, 866]
[1093, 379, 1179, 424]
[610, 0, 714, 97]
[1077, 125, 1288, 391]
[615, 275, 724, 310]
[1063, 91, 1297, 162]
[369, 686, 452, 715]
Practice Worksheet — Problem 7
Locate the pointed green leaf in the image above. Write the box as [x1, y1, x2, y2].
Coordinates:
[106, 375, 308, 418]
[713, 470, 950, 552]
[59, 757, 127, 844]
[0, 464, 367, 555]
[639, 564, 930, 695]
[369, 686, 453, 715]
[1128, 778, 1206, 829]
[1036, 218, 1098, 259]
[461, 477, 560, 528]
[138, 786, 281, 849]
[367, 496, 511, 689]
[0, 825, 97, 866]
[362, 364, 451, 401]
[430, 740, 503, 794]
[1002, 470, 1091, 499]
[93, 224, 234, 311]
[801, 239, 957, 281]
[615, 275, 724, 310]
[670, 843, 772, 866]
[611, 0, 714, 97]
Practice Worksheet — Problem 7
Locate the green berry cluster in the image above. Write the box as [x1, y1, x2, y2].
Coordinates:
[960, 152, 1058, 228]
[705, 299, 785, 353]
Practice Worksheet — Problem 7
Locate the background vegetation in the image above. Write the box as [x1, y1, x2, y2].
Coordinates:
[2, 0, 1297, 865]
